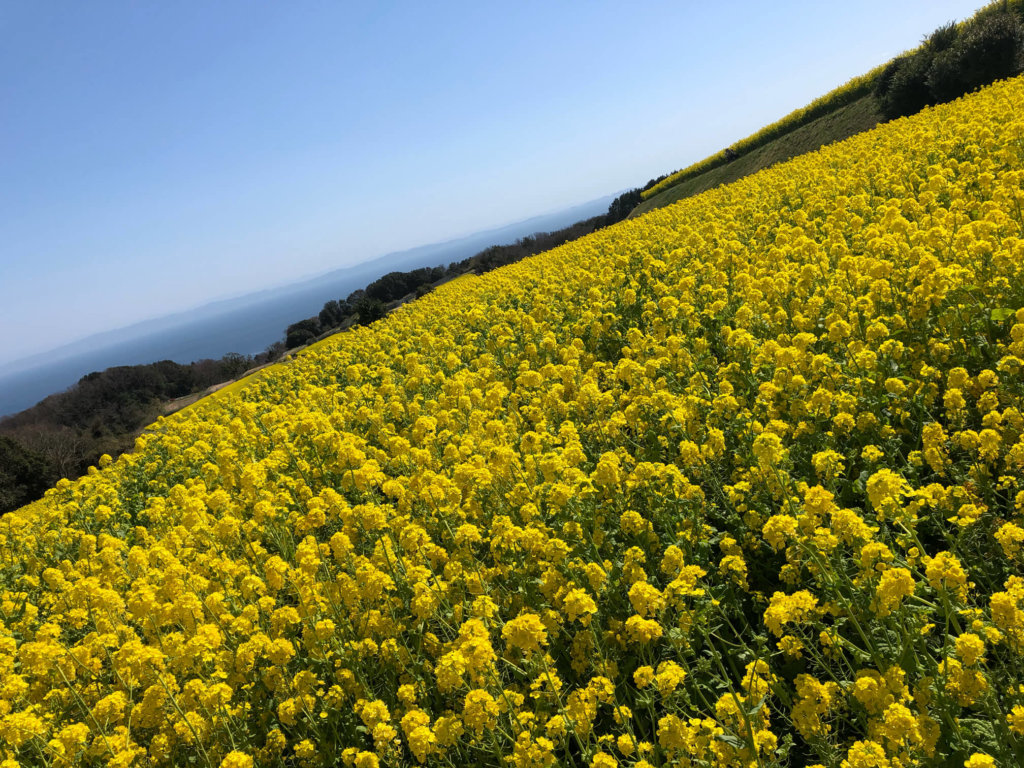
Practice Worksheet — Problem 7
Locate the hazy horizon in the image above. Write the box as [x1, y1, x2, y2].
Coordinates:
[0, 192, 614, 370]
[0, 193, 615, 416]
[1, 1, 986, 364]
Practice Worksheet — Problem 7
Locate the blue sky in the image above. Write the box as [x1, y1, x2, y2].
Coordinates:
[0, 1, 986, 364]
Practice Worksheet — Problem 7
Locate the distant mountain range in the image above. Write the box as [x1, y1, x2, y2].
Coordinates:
[0, 195, 615, 417]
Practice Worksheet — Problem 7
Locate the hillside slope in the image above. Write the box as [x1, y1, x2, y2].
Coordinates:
[634, 0, 1024, 217]
[632, 94, 884, 215]
[3, 77, 1024, 767]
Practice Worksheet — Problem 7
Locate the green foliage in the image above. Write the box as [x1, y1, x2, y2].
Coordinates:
[877, 10, 1024, 119]
[367, 267, 446, 304]
[605, 188, 645, 225]
[929, 11, 1024, 102]
[318, 299, 349, 329]
[876, 52, 935, 120]
[925, 21, 961, 54]
[353, 296, 387, 326]
[927, 48, 968, 105]
[285, 317, 322, 349]
[0, 353, 261, 512]
[0, 436, 53, 515]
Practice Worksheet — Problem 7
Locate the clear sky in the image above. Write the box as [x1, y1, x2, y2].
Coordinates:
[0, 0, 986, 364]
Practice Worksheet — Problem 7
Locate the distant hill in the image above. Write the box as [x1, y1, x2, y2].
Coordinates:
[0, 194, 614, 416]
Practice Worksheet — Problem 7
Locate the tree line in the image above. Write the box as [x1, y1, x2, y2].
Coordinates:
[279, 189, 658, 350]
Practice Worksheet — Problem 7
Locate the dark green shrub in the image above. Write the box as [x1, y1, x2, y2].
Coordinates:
[959, 11, 1023, 85]
[927, 48, 968, 103]
[285, 317, 321, 349]
[873, 58, 903, 106]
[354, 296, 387, 326]
[929, 12, 1023, 102]
[0, 436, 54, 515]
[924, 21, 960, 54]
[605, 189, 643, 225]
[876, 53, 935, 119]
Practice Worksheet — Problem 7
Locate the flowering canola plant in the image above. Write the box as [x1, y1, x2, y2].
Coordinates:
[5, 76, 1024, 768]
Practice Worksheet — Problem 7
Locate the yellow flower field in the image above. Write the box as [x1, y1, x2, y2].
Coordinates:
[4, 75, 1024, 768]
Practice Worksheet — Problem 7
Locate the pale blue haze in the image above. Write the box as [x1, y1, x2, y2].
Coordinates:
[0, 1, 986, 364]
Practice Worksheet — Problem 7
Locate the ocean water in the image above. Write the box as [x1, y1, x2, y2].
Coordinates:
[0, 196, 614, 417]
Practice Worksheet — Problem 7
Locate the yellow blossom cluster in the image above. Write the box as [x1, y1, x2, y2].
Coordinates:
[4, 75, 1024, 768]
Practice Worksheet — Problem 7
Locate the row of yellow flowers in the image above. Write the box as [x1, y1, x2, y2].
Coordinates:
[3, 73, 1024, 768]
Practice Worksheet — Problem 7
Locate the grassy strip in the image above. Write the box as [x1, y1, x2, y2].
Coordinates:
[639, 67, 885, 201]
[633, 94, 884, 215]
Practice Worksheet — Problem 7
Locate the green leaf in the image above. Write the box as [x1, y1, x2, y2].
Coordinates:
[747, 695, 767, 717]
[715, 732, 747, 749]
[991, 307, 1014, 322]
